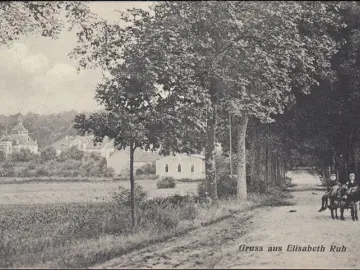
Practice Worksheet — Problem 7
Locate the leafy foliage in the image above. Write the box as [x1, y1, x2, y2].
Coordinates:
[0, 1, 96, 45]
[10, 148, 35, 162]
[40, 146, 57, 161]
[156, 177, 176, 189]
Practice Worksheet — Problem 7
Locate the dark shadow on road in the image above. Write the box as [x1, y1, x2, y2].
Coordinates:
[283, 184, 327, 193]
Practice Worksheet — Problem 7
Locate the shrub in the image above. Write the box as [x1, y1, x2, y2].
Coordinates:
[110, 185, 182, 231]
[248, 180, 268, 193]
[197, 181, 206, 198]
[1, 167, 15, 177]
[218, 175, 237, 198]
[27, 162, 36, 170]
[197, 175, 237, 199]
[139, 162, 156, 175]
[136, 168, 143, 176]
[41, 147, 57, 161]
[35, 167, 50, 177]
[156, 177, 176, 189]
[10, 148, 35, 162]
[0, 151, 5, 162]
[112, 184, 148, 208]
[20, 168, 33, 177]
[103, 167, 115, 177]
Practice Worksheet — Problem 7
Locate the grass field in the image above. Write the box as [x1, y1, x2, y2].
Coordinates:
[0, 179, 199, 204]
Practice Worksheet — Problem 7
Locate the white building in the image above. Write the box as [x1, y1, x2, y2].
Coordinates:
[155, 154, 205, 180]
[107, 148, 160, 176]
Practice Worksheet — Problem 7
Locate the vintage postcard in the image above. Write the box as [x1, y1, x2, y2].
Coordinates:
[0, 1, 357, 269]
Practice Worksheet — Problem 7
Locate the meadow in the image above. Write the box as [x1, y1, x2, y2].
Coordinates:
[0, 176, 292, 268]
[0, 178, 199, 204]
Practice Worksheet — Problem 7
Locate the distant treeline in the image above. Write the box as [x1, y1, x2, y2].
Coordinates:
[0, 111, 83, 147]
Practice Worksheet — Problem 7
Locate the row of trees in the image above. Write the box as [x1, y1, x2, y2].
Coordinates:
[258, 2, 360, 184]
[3, 1, 360, 226]
[0, 145, 82, 163]
[69, 2, 349, 226]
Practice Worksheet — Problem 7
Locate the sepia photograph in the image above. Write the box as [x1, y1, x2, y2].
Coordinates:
[0, 1, 359, 269]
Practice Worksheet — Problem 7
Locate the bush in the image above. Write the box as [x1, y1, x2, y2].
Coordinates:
[112, 184, 148, 208]
[197, 181, 206, 198]
[1, 167, 15, 177]
[139, 162, 156, 175]
[27, 162, 36, 170]
[35, 167, 50, 177]
[103, 167, 115, 177]
[110, 185, 182, 231]
[218, 175, 237, 198]
[156, 177, 176, 189]
[197, 175, 237, 199]
[136, 168, 143, 176]
[248, 180, 268, 193]
[0, 151, 5, 162]
[41, 147, 57, 161]
[10, 148, 35, 162]
[20, 168, 33, 177]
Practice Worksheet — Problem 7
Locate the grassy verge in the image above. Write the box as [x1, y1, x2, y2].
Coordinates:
[0, 186, 293, 269]
[0, 175, 160, 184]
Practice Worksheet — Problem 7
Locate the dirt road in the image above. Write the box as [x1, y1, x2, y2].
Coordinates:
[94, 170, 360, 269]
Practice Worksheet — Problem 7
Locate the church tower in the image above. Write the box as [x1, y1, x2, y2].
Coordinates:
[11, 114, 28, 137]
[10, 114, 38, 154]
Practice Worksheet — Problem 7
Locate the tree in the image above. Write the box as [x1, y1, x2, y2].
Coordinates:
[11, 148, 35, 162]
[0, 151, 5, 162]
[40, 146, 57, 161]
[73, 47, 205, 228]
[0, 1, 96, 46]
[108, 1, 343, 201]
[71, 2, 343, 203]
[272, 2, 360, 183]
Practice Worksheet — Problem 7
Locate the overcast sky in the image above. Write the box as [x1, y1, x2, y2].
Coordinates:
[0, 1, 152, 116]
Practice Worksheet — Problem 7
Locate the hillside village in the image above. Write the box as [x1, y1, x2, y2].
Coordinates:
[0, 113, 207, 179]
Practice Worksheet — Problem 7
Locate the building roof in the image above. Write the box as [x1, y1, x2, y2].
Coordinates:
[0, 134, 12, 142]
[52, 136, 73, 151]
[156, 153, 205, 160]
[133, 148, 161, 162]
[12, 136, 37, 146]
[109, 147, 160, 163]
[78, 136, 113, 150]
[52, 135, 113, 151]
[11, 114, 27, 132]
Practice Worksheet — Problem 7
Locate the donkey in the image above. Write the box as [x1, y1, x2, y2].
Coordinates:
[318, 183, 341, 215]
[327, 184, 349, 220]
[328, 184, 360, 221]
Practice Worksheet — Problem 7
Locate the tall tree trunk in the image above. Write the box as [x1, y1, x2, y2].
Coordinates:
[236, 114, 249, 201]
[265, 131, 269, 184]
[249, 131, 258, 191]
[129, 141, 136, 229]
[205, 105, 217, 201]
[229, 114, 233, 177]
[354, 148, 358, 177]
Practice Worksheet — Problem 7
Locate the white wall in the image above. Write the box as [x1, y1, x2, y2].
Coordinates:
[156, 155, 205, 180]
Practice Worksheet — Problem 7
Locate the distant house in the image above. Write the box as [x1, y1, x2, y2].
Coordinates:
[155, 154, 205, 180]
[0, 114, 38, 156]
[107, 148, 160, 176]
[52, 135, 115, 159]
